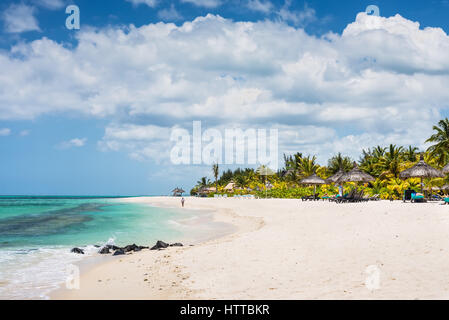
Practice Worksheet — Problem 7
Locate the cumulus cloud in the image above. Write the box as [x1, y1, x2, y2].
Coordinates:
[158, 4, 183, 21]
[0, 12, 448, 163]
[180, 0, 222, 8]
[58, 138, 87, 149]
[99, 124, 173, 162]
[1, 4, 40, 33]
[125, 0, 158, 7]
[0, 128, 11, 136]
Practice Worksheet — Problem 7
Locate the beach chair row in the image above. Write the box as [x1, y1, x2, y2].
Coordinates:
[328, 190, 380, 203]
[213, 194, 255, 199]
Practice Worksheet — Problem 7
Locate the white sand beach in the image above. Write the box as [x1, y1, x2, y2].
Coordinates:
[53, 197, 449, 300]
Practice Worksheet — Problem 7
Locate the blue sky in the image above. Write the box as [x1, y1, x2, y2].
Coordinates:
[0, 0, 449, 195]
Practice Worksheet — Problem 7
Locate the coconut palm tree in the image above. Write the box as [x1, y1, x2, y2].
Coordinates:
[426, 118, 449, 166]
[376, 144, 404, 178]
[297, 155, 319, 177]
[327, 153, 353, 174]
[196, 177, 210, 188]
[234, 174, 248, 189]
[212, 163, 219, 192]
[403, 145, 418, 162]
[373, 146, 386, 159]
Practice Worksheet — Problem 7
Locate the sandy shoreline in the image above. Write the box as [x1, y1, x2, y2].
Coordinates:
[53, 197, 449, 300]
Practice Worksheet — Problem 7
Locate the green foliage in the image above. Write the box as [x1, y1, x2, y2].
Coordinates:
[327, 153, 353, 174]
[190, 119, 449, 198]
[426, 118, 449, 166]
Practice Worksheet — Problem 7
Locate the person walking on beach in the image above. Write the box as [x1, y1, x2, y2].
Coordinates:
[181, 197, 185, 207]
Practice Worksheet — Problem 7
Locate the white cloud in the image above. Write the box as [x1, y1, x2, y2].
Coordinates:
[99, 124, 173, 163]
[180, 0, 222, 8]
[1, 12, 449, 163]
[247, 0, 273, 13]
[58, 138, 87, 149]
[125, 0, 158, 7]
[0, 128, 11, 136]
[34, 0, 65, 10]
[277, 1, 316, 26]
[1, 4, 40, 33]
[158, 4, 183, 21]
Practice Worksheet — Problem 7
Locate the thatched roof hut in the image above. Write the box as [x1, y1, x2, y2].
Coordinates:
[171, 187, 185, 196]
[281, 168, 296, 178]
[337, 162, 374, 183]
[442, 163, 449, 174]
[300, 173, 326, 185]
[300, 173, 326, 198]
[399, 154, 444, 193]
[326, 169, 345, 184]
[399, 154, 444, 179]
[224, 182, 235, 191]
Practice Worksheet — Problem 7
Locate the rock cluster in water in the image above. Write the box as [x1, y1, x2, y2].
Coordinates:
[70, 240, 184, 255]
[71, 247, 84, 254]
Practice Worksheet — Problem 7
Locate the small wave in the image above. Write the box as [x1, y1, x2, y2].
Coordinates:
[0, 245, 95, 299]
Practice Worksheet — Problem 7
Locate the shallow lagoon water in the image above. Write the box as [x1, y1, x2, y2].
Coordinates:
[0, 196, 228, 299]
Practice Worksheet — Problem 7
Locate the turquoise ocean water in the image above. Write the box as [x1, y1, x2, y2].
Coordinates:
[0, 196, 227, 300]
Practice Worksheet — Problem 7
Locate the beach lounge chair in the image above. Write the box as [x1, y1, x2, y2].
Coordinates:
[329, 194, 344, 202]
[411, 193, 426, 203]
[430, 194, 444, 201]
[352, 190, 365, 202]
[403, 189, 416, 202]
[337, 190, 356, 203]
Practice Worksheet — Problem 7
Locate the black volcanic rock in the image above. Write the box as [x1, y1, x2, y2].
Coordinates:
[150, 240, 169, 250]
[71, 247, 84, 254]
[124, 244, 139, 252]
[113, 248, 125, 256]
[169, 243, 183, 247]
[106, 245, 122, 251]
[98, 247, 110, 254]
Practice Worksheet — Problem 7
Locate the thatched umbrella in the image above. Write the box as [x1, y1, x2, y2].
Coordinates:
[224, 182, 235, 191]
[326, 169, 345, 184]
[424, 186, 441, 191]
[443, 163, 449, 174]
[336, 162, 375, 183]
[336, 162, 374, 195]
[171, 187, 185, 196]
[399, 154, 444, 193]
[282, 168, 296, 178]
[300, 173, 326, 198]
[257, 165, 275, 198]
